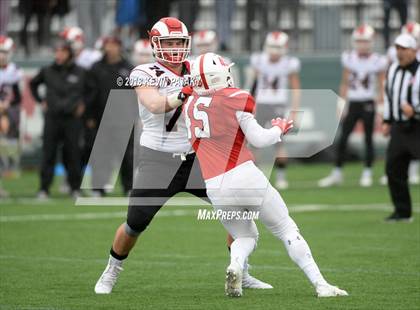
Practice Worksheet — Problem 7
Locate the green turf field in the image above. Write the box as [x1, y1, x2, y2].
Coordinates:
[1, 161, 419, 310]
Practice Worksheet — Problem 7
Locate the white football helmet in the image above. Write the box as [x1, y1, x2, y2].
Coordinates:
[264, 31, 289, 57]
[193, 30, 218, 55]
[132, 39, 153, 65]
[149, 17, 191, 64]
[191, 52, 234, 95]
[401, 22, 420, 44]
[0, 35, 14, 66]
[60, 26, 85, 52]
[352, 24, 375, 53]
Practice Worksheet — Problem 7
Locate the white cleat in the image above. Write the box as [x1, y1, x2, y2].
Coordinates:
[242, 272, 273, 289]
[225, 261, 243, 297]
[409, 174, 419, 185]
[359, 174, 373, 187]
[318, 174, 343, 188]
[276, 179, 289, 190]
[316, 283, 348, 298]
[379, 175, 388, 186]
[94, 264, 123, 294]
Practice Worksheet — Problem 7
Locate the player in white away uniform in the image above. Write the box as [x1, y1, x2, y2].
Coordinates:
[132, 39, 154, 66]
[250, 31, 301, 189]
[94, 17, 270, 294]
[0, 36, 23, 197]
[60, 27, 102, 70]
[186, 52, 348, 298]
[319, 24, 387, 187]
[384, 21, 420, 185]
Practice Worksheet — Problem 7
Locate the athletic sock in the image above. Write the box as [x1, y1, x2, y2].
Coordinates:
[362, 168, 372, 177]
[230, 238, 256, 270]
[332, 167, 342, 178]
[281, 232, 327, 287]
[276, 168, 286, 182]
[109, 247, 128, 264]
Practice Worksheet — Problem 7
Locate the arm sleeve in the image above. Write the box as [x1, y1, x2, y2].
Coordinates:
[236, 111, 282, 148]
[29, 69, 45, 103]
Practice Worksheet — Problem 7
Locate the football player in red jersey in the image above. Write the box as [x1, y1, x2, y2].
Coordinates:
[94, 17, 270, 294]
[185, 52, 348, 298]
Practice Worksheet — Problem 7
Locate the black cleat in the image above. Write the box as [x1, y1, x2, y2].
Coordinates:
[385, 212, 413, 223]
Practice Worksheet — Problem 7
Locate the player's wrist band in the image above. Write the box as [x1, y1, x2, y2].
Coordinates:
[167, 93, 183, 109]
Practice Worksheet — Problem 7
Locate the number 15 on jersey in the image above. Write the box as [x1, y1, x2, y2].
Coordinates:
[184, 96, 212, 139]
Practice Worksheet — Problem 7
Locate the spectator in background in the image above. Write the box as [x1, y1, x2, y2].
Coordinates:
[75, 0, 104, 48]
[139, 0, 172, 39]
[18, 0, 69, 56]
[115, 0, 141, 49]
[87, 36, 134, 197]
[19, 0, 53, 56]
[383, 0, 408, 48]
[177, 0, 199, 34]
[0, 0, 11, 35]
[30, 40, 87, 199]
[215, 0, 235, 51]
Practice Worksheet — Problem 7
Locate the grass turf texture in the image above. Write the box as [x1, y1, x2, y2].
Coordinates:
[0, 161, 419, 310]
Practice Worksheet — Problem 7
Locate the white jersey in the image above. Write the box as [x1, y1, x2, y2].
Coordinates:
[0, 62, 22, 87]
[387, 46, 420, 64]
[250, 53, 300, 105]
[129, 61, 191, 153]
[76, 49, 102, 69]
[341, 50, 387, 101]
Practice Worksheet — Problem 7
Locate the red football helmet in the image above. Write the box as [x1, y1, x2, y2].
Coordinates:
[0, 36, 15, 66]
[60, 26, 85, 51]
[193, 30, 218, 55]
[401, 22, 420, 45]
[149, 17, 191, 64]
[264, 31, 289, 57]
[132, 39, 153, 65]
[352, 24, 375, 53]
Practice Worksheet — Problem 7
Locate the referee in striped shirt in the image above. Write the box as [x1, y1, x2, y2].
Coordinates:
[383, 34, 420, 222]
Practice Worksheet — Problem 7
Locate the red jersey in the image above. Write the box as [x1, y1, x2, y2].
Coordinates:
[184, 88, 256, 180]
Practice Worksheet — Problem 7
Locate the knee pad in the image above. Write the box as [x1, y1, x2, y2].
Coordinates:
[126, 205, 160, 236]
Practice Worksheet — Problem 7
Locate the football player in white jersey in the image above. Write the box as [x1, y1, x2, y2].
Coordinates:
[59, 27, 102, 70]
[249, 31, 301, 189]
[0, 35, 23, 197]
[131, 39, 154, 66]
[94, 17, 271, 294]
[383, 21, 420, 185]
[319, 24, 387, 188]
[387, 22, 420, 63]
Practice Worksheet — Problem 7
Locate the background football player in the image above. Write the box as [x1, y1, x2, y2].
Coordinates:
[186, 52, 348, 298]
[0, 35, 23, 197]
[94, 17, 270, 295]
[318, 24, 387, 187]
[249, 31, 301, 189]
[131, 39, 154, 66]
[60, 26, 102, 70]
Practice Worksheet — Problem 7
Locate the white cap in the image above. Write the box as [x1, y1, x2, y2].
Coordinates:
[394, 33, 417, 49]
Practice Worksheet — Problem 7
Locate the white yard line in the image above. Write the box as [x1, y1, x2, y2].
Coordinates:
[0, 204, 419, 223]
[0, 254, 418, 277]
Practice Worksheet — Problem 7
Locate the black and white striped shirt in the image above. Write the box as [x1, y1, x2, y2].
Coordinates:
[384, 59, 420, 123]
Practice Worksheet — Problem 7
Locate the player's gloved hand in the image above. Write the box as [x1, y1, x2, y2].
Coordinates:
[167, 86, 193, 109]
[271, 118, 294, 135]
